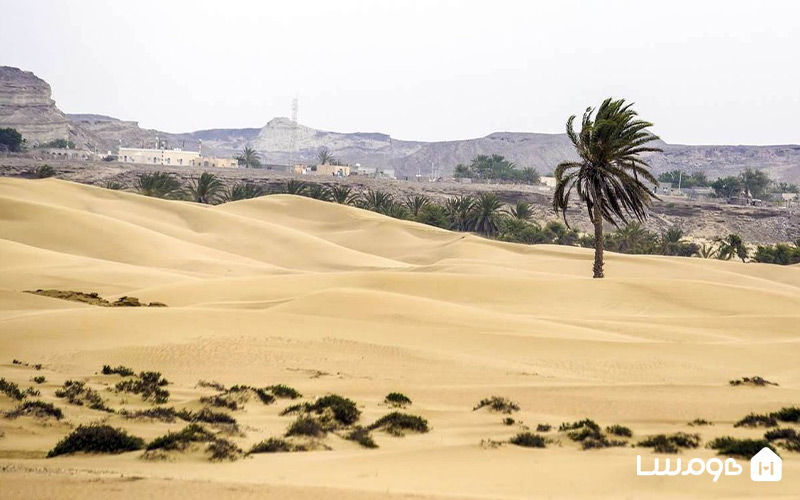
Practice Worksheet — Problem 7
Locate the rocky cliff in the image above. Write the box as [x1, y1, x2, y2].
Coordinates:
[0, 66, 71, 144]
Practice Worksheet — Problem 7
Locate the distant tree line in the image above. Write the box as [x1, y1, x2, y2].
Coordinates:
[454, 154, 540, 184]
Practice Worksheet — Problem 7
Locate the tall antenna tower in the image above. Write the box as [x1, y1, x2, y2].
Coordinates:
[289, 96, 299, 166]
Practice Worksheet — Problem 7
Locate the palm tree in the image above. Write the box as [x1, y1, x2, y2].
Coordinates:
[103, 180, 125, 190]
[404, 194, 431, 217]
[330, 185, 357, 205]
[507, 201, 533, 221]
[221, 182, 264, 202]
[305, 184, 332, 201]
[553, 98, 662, 278]
[235, 147, 261, 169]
[694, 242, 719, 259]
[468, 192, 504, 237]
[360, 189, 395, 214]
[716, 234, 748, 262]
[135, 171, 182, 199]
[444, 195, 475, 231]
[317, 147, 336, 165]
[284, 179, 307, 195]
[187, 172, 224, 204]
[608, 222, 656, 254]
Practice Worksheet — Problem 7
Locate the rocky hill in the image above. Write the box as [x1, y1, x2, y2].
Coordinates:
[2, 65, 799, 181]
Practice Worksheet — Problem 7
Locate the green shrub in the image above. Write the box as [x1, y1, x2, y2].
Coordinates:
[226, 385, 275, 405]
[536, 424, 552, 432]
[197, 380, 226, 391]
[559, 419, 600, 432]
[286, 416, 326, 437]
[55, 380, 112, 412]
[146, 423, 215, 451]
[0, 378, 25, 400]
[6, 400, 63, 420]
[267, 384, 302, 399]
[346, 426, 378, 448]
[207, 438, 242, 461]
[200, 394, 239, 411]
[764, 428, 800, 452]
[48, 424, 144, 457]
[368, 412, 429, 435]
[32, 165, 56, 179]
[32, 376, 46, 384]
[580, 437, 628, 450]
[24, 387, 40, 397]
[308, 395, 360, 425]
[120, 407, 180, 422]
[473, 396, 520, 414]
[249, 438, 296, 454]
[708, 437, 775, 458]
[101, 365, 135, 377]
[688, 418, 713, 427]
[503, 417, 515, 426]
[115, 371, 169, 404]
[638, 433, 700, 454]
[385, 392, 412, 407]
[176, 408, 237, 426]
[734, 413, 778, 428]
[772, 406, 800, 423]
[280, 403, 305, 416]
[509, 432, 546, 448]
[606, 425, 633, 437]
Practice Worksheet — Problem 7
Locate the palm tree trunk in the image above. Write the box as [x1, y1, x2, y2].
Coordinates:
[592, 202, 605, 278]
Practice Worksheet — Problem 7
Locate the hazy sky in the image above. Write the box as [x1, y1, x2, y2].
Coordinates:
[2, 0, 798, 145]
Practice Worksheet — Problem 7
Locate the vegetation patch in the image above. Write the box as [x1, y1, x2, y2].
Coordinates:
[24, 387, 40, 397]
[503, 417, 516, 426]
[226, 385, 276, 405]
[638, 433, 701, 454]
[764, 428, 800, 452]
[200, 394, 240, 411]
[102, 365, 135, 377]
[707, 437, 775, 458]
[197, 380, 226, 391]
[734, 413, 778, 428]
[307, 395, 361, 425]
[606, 425, 633, 437]
[120, 406, 181, 423]
[177, 408, 237, 426]
[32, 376, 46, 384]
[146, 424, 215, 452]
[509, 432, 547, 448]
[207, 438, 243, 461]
[729, 376, 778, 387]
[48, 424, 144, 457]
[773, 406, 800, 423]
[368, 412, 429, 436]
[0, 378, 25, 400]
[384, 392, 412, 407]
[115, 371, 170, 404]
[558, 420, 630, 450]
[473, 396, 520, 414]
[267, 384, 302, 399]
[536, 424, 552, 432]
[688, 418, 713, 427]
[55, 380, 112, 412]
[345, 426, 378, 448]
[286, 415, 326, 438]
[249, 437, 308, 454]
[6, 400, 64, 420]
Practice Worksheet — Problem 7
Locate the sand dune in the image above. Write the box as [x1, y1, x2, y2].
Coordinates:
[0, 177, 798, 499]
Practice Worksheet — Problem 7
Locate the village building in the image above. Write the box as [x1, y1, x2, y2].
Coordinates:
[293, 163, 351, 177]
[118, 145, 237, 168]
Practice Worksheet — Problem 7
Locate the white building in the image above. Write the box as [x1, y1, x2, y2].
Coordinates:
[118, 146, 237, 168]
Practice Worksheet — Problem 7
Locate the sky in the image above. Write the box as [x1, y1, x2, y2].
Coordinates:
[1, 0, 798, 145]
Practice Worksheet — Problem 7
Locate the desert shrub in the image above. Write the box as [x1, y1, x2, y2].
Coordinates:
[509, 432, 546, 448]
[764, 428, 798, 442]
[197, 380, 226, 391]
[503, 417, 515, 426]
[102, 365, 135, 377]
[147, 423, 215, 451]
[559, 419, 601, 432]
[120, 407, 180, 422]
[536, 424, 552, 432]
[688, 418, 713, 427]
[177, 408, 237, 426]
[47, 424, 144, 457]
[55, 380, 111, 412]
[638, 433, 700, 454]
[253, 388, 276, 404]
[729, 376, 778, 387]
[267, 384, 302, 399]
[308, 395, 360, 425]
[772, 406, 800, 423]
[606, 425, 633, 437]
[346, 426, 378, 448]
[207, 438, 242, 461]
[280, 403, 305, 416]
[32, 164, 56, 179]
[6, 400, 63, 420]
[249, 438, 296, 454]
[200, 394, 239, 411]
[581, 437, 628, 450]
[115, 371, 169, 404]
[707, 437, 775, 458]
[286, 415, 326, 437]
[32, 376, 46, 384]
[103, 181, 125, 190]
[24, 387, 40, 397]
[384, 392, 412, 407]
[734, 413, 778, 428]
[368, 412, 429, 435]
[0, 378, 25, 400]
[226, 385, 275, 405]
[473, 396, 520, 414]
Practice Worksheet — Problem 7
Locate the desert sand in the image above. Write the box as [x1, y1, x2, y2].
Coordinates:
[0, 177, 798, 499]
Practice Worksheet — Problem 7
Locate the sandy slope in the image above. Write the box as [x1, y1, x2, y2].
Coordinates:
[0, 178, 798, 499]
